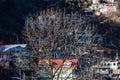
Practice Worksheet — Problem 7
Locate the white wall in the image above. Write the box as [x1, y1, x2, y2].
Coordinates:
[102, 61, 118, 70]
[107, 0, 115, 3]
[100, 4, 117, 14]
[53, 69, 75, 80]
[93, 0, 99, 4]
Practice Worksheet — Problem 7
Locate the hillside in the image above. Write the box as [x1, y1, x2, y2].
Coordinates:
[0, 0, 120, 49]
[0, 0, 49, 43]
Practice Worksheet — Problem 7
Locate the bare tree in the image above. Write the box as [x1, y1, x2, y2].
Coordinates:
[22, 8, 98, 80]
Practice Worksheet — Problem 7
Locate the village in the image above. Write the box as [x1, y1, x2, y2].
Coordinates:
[0, 0, 120, 80]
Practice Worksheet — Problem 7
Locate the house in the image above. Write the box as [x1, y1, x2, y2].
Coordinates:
[90, 3, 104, 11]
[90, 0, 117, 13]
[92, 0, 99, 4]
[90, 1, 117, 14]
[0, 44, 27, 53]
[101, 61, 119, 70]
[91, 60, 120, 75]
[38, 59, 78, 80]
[92, 0, 116, 3]
[0, 44, 27, 68]
[100, 3, 117, 14]
[101, 0, 117, 3]
[0, 44, 27, 55]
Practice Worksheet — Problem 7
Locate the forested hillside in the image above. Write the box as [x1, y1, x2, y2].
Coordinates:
[0, 0, 120, 50]
[0, 0, 80, 43]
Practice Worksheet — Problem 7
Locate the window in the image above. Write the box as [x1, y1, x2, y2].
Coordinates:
[104, 63, 106, 66]
[107, 63, 110, 66]
[113, 63, 116, 66]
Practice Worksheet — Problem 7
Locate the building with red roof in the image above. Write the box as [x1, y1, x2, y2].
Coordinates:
[38, 59, 78, 80]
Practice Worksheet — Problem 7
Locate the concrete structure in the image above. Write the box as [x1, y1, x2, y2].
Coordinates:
[100, 3, 117, 14]
[101, 61, 118, 70]
[38, 59, 78, 80]
[90, 0, 117, 14]
[92, 0, 116, 3]
[92, 0, 99, 4]
[0, 44, 27, 68]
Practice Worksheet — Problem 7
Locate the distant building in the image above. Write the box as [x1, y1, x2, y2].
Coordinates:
[92, 0, 99, 4]
[92, 0, 116, 3]
[100, 3, 117, 14]
[91, 60, 120, 75]
[38, 59, 78, 80]
[0, 44, 27, 53]
[0, 44, 27, 68]
[90, 0, 117, 14]
[101, 61, 119, 70]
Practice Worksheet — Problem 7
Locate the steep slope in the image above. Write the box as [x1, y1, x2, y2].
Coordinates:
[0, 0, 48, 43]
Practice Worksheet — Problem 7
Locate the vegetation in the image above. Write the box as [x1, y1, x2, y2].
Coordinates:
[22, 8, 98, 79]
[100, 12, 120, 49]
[0, 0, 120, 79]
[0, 0, 83, 43]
